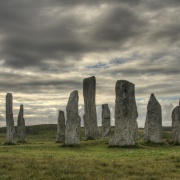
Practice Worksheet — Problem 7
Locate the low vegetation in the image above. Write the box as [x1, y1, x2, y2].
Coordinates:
[0, 125, 179, 180]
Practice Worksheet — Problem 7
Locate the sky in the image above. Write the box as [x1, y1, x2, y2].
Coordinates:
[0, 0, 179, 127]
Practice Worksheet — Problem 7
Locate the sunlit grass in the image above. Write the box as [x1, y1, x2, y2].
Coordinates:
[0, 125, 179, 180]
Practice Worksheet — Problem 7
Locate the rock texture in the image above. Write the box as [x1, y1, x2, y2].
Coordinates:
[56, 110, 65, 143]
[102, 104, 111, 138]
[144, 94, 162, 143]
[6, 93, 16, 144]
[65, 90, 81, 146]
[109, 80, 138, 146]
[17, 104, 26, 142]
[83, 76, 99, 140]
[172, 100, 180, 143]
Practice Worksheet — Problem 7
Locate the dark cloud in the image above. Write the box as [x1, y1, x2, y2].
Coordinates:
[0, 0, 88, 69]
[0, 1, 151, 70]
[153, 24, 180, 45]
[142, 0, 180, 10]
[0, 71, 82, 93]
[92, 6, 146, 44]
[50, 0, 141, 7]
[0, 0, 179, 71]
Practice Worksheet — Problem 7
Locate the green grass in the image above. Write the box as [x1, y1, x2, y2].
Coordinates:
[0, 125, 179, 180]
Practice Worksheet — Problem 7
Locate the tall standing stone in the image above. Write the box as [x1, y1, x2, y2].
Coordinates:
[102, 104, 111, 138]
[109, 80, 138, 146]
[65, 90, 81, 146]
[17, 104, 26, 142]
[6, 93, 16, 144]
[83, 76, 99, 140]
[56, 110, 65, 143]
[144, 94, 162, 143]
[172, 100, 180, 143]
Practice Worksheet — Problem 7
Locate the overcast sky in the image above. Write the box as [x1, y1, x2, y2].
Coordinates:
[0, 0, 179, 127]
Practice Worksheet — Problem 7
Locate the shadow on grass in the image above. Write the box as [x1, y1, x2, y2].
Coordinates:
[17, 141, 28, 144]
[137, 140, 173, 149]
[141, 141, 165, 146]
[166, 140, 180, 146]
[108, 143, 142, 149]
[4, 142, 16, 146]
[108, 141, 174, 149]
[60, 144, 81, 148]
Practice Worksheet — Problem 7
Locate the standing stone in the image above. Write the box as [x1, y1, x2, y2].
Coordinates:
[102, 104, 111, 138]
[144, 94, 162, 143]
[17, 104, 26, 142]
[6, 93, 16, 144]
[56, 110, 65, 143]
[83, 76, 99, 140]
[65, 90, 81, 146]
[109, 80, 138, 146]
[172, 100, 180, 143]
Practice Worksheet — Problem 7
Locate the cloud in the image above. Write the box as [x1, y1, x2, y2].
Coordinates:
[0, 0, 179, 127]
[0, 0, 179, 71]
[92, 5, 146, 44]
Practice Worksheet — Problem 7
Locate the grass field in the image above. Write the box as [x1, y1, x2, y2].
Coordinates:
[0, 125, 179, 180]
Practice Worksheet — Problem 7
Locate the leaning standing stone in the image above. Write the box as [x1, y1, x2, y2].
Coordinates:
[83, 76, 99, 140]
[65, 90, 81, 146]
[102, 104, 111, 138]
[56, 110, 65, 143]
[144, 94, 162, 143]
[17, 104, 26, 142]
[109, 80, 138, 146]
[172, 100, 180, 143]
[6, 93, 16, 144]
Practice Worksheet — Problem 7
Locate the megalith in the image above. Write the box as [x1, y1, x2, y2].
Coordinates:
[109, 80, 138, 146]
[6, 93, 16, 144]
[102, 104, 111, 138]
[65, 90, 81, 146]
[144, 94, 162, 143]
[83, 76, 99, 140]
[17, 104, 26, 142]
[56, 110, 65, 143]
[172, 100, 180, 143]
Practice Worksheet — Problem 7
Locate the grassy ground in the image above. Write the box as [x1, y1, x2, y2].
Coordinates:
[0, 125, 179, 180]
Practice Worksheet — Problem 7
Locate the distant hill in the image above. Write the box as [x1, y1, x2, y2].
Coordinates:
[0, 124, 57, 135]
[0, 124, 172, 135]
[138, 126, 172, 131]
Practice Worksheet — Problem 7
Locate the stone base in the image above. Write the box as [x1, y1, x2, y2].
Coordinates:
[4, 141, 16, 145]
[109, 135, 136, 147]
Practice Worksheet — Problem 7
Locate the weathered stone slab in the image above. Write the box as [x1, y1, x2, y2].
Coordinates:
[102, 104, 111, 138]
[6, 93, 16, 144]
[83, 76, 99, 140]
[65, 90, 81, 146]
[109, 80, 138, 146]
[172, 100, 180, 143]
[144, 94, 162, 143]
[17, 104, 26, 142]
[56, 110, 65, 143]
